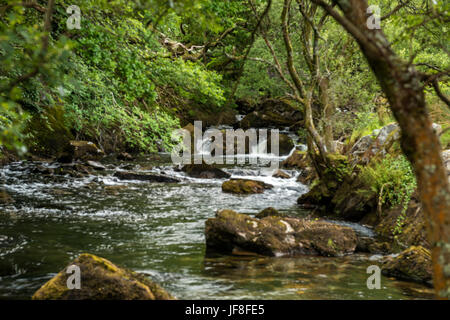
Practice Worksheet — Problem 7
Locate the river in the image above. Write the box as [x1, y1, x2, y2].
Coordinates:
[0, 141, 433, 299]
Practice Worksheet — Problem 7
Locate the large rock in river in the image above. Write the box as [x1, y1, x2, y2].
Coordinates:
[222, 179, 273, 194]
[32, 253, 174, 300]
[205, 210, 357, 257]
[381, 246, 432, 285]
[182, 163, 231, 179]
[114, 171, 180, 183]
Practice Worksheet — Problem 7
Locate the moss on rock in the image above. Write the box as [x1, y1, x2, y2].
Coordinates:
[382, 246, 432, 285]
[182, 163, 230, 179]
[205, 210, 357, 257]
[222, 179, 273, 194]
[32, 253, 174, 300]
[255, 207, 285, 219]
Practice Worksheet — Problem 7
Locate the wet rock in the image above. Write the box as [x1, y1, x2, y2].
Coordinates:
[281, 150, 308, 170]
[32, 253, 174, 300]
[277, 134, 295, 155]
[182, 163, 231, 179]
[222, 179, 273, 194]
[255, 207, 285, 219]
[355, 236, 391, 254]
[114, 171, 180, 183]
[235, 98, 256, 114]
[86, 160, 106, 171]
[59, 141, 105, 163]
[205, 210, 357, 257]
[296, 166, 315, 185]
[117, 152, 134, 161]
[53, 163, 92, 177]
[239, 112, 289, 130]
[272, 169, 290, 179]
[0, 190, 14, 204]
[381, 246, 432, 285]
[239, 99, 303, 130]
[30, 165, 54, 175]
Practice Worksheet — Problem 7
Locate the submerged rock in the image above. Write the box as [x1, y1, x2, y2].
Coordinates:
[114, 171, 180, 183]
[205, 210, 357, 257]
[222, 179, 273, 194]
[182, 163, 231, 179]
[32, 253, 174, 300]
[381, 246, 432, 285]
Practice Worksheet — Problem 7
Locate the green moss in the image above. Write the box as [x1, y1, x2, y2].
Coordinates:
[32, 253, 174, 300]
[24, 105, 73, 157]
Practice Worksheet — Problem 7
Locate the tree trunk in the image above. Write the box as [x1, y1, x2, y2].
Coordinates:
[311, 0, 450, 299]
[319, 77, 335, 153]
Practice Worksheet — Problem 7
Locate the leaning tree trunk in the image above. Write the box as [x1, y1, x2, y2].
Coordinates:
[310, 0, 450, 299]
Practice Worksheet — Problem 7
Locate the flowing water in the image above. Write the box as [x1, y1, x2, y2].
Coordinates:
[0, 142, 433, 300]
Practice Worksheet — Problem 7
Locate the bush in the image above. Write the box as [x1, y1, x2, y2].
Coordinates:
[359, 154, 417, 210]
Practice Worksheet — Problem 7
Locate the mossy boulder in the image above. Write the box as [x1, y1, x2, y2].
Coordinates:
[222, 179, 273, 194]
[32, 253, 174, 300]
[58, 141, 105, 163]
[381, 246, 432, 285]
[281, 150, 308, 170]
[255, 207, 285, 219]
[182, 163, 231, 179]
[330, 178, 377, 221]
[205, 210, 357, 257]
[114, 171, 180, 183]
